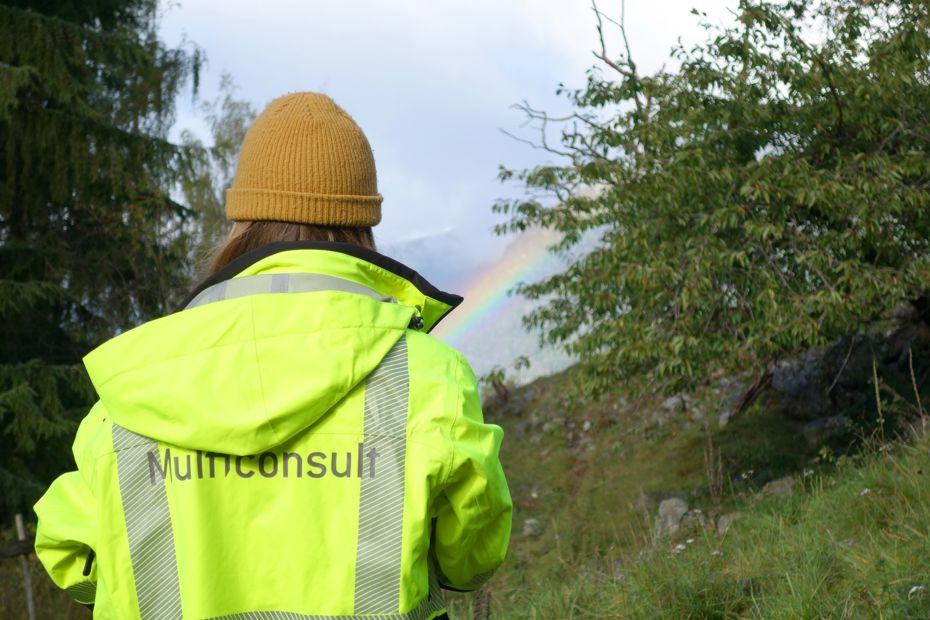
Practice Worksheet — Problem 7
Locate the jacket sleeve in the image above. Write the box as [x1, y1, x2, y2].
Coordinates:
[33, 406, 102, 607]
[432, 357, 512, 591]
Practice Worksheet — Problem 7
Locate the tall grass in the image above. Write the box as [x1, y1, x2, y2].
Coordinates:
[0, 542, 89, 620]
[453, 435, 929, 618]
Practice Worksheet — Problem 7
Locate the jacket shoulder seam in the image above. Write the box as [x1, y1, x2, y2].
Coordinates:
[247, 296, 280, 445]
[442, 357, 467, 487]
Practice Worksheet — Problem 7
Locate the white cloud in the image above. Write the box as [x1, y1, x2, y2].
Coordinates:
[161, 0, 737, 257]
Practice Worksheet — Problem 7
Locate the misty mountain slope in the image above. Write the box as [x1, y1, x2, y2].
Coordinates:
[428, 227, 587, 384]
[380, 228, 484, 293]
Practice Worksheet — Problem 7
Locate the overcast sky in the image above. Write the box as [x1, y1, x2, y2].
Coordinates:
[160, 0, 738, 284]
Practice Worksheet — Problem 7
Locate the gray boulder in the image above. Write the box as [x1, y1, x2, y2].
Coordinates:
[654, 497, 689, 538]
[761, 476, 796, 497]
[802, 415, 850, 447]
[717, 378, 749, 428]
[661, 394, 686, 414]
[680, 508, 707, 532]
[521, 518, 542, 538]
[716, 512, 741, 535]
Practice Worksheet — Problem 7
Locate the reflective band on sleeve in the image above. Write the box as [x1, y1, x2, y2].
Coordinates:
[185, 273, 397, 309]
[112, 424, 183, 620]
[354, 335, 412, 615]
[432, 553, 495, 592]
[65, 580, 97, 604]
[460, 569, 495, 591]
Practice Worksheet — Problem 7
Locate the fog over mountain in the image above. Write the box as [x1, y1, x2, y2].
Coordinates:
[448, 289, 576, 386]
[379, 227, 499, 294]
[386, 227, 578, 385]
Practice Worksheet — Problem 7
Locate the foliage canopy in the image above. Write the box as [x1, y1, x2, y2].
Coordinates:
[496, 0, 930, 398]
[179, 74, 256, 264]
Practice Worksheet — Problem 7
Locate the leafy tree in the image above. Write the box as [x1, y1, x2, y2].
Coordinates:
[0, 0, 201, 518]
[180, 74, 256, 269]
[496, 0, 930, 399]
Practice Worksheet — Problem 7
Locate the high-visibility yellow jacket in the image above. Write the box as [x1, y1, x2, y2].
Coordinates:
[34, 242, 512, 620]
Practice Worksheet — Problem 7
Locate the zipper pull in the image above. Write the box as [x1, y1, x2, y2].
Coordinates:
[83, 549, 95, 576]
[408, 315, 424, 330]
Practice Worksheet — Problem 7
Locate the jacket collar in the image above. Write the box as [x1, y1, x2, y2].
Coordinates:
[181, 241, 463, 333]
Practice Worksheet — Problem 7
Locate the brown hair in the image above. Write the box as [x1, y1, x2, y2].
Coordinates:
[209, 220, 376, 275]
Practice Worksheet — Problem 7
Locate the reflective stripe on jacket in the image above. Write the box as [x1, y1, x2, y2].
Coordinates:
[33, 241, 513, 619]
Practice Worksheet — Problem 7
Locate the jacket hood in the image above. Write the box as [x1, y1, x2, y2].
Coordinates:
[83, 242, 462, 456]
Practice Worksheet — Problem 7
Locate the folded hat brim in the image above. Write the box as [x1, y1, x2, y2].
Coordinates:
[226, 188, 383, 227]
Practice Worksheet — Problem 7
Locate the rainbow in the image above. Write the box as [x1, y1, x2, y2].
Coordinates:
[433, 227, 564, 349]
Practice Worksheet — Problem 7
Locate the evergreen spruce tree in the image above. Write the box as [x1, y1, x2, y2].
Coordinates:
[0, 0, 201, 519]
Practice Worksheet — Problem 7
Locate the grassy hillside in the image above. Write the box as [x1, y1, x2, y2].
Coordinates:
[446, 371, 930, 619]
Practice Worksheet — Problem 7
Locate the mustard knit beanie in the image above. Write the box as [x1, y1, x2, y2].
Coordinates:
[226, 92, 382, 226]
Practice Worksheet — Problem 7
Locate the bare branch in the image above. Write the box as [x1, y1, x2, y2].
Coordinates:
[591, 0, 634, 79]
[590, 0, 644, 120]
[591, 7, 623, 30]
[501, 100, 580, 158]
[498, 128, 572, 158]
[498, 128, 545, 150]
[512, 99, 575, 123]
[618, 0, 639, 79]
